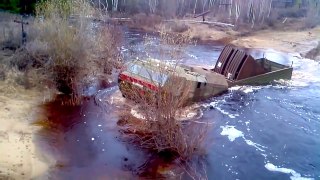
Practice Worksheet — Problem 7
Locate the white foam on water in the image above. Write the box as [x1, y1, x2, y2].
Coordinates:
[265, 163, 314, 180]
[187, 112, 197, 118]
[289, 58, 320, 87]
[220, 126, 244, 142]
[244, 139, 266, 152]
[216, 106, 239, 118]
[208, 101, 239, 119]
[266, 96, 272, 100]
[220, 124, 267, 152]
[187, 53, 198, 59]
[229, 85, 263, 94]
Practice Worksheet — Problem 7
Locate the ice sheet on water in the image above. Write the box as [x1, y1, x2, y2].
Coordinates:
[265, 163, 314, 180]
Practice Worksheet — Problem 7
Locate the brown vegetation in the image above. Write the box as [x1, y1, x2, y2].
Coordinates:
[0, 0, 122, 103]
[31, 0, 121, 97]
[117, 33, 208, 178]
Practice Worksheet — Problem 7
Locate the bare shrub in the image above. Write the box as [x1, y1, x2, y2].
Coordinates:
[118, 33, 208, 178]
[20, 0, 123, 98]
[165, 21, 189, 33]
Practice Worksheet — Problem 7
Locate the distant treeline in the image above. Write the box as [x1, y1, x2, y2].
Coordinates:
[95, 0, 319, 28]
[1, 0, 319, 19]
[0, 0, 37, 14]
[92, 0, 319, 15]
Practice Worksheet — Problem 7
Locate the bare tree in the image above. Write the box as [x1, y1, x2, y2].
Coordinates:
[149, 0, 158, 13]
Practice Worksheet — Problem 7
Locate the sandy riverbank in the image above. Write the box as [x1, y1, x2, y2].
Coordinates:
[150, 18, 320, 59]
[0, 74, 54, 179]
[190, 23, 320, 59]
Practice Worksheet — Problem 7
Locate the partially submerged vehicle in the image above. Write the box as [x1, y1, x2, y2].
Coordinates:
[212, 45, 293, 86]
[118, 45, 293, 104]
[118, 58, 228, 104]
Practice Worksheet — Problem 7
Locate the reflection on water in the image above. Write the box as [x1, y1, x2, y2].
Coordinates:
[37, 29, 320, 179]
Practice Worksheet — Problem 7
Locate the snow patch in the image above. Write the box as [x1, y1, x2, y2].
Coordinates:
[265, 163, 314, 180]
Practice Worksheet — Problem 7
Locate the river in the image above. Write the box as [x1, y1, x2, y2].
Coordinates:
[38, 29, 320, 179]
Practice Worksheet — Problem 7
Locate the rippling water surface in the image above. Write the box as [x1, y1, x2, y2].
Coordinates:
[39, 29, 320, 179]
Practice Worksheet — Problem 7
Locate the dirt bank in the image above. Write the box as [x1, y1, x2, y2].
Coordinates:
[0, 76, 54, 179]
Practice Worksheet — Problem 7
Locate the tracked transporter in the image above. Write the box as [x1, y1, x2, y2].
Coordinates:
[118, 45, 293, 104]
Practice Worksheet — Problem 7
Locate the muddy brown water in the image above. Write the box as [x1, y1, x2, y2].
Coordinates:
[36, 86, 185, 179]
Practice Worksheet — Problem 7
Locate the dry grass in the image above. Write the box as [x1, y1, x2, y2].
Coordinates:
[0, 0, 122, 104]
[164, 21, 189, 33]
[32, 0, 108, 95]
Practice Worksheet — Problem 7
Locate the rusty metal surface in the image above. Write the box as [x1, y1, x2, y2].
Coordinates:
[214, 45, 235, 74]
[223, 50, 246, 79]
[237, 55, 267, 80]
[214, 46, 270, 81]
